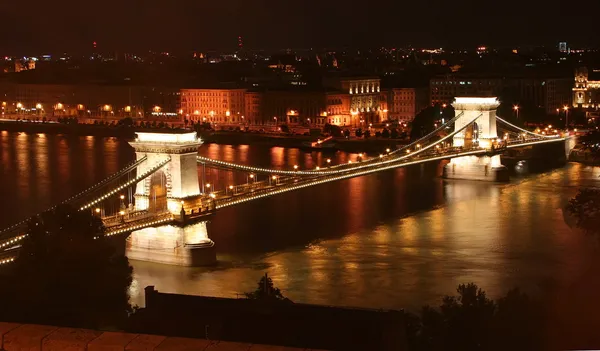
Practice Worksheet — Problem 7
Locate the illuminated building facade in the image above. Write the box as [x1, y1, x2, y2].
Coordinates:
[0, 83, 147, 117]
[323, 76, 385, 125]
[324, 92, 351, 126]
[573, 67, 600, 111]
[180, 88, 246, 123]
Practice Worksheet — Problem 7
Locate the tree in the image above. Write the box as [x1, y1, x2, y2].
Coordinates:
[410, 106, 437, 140]
[118, 117, 134, 126]
[0, 205, 133, 328]
[406, 283, 544, 351]
[244, 273, 290, 302]
[355, 128, 363, 138]
[323, 123, 342, 137]
[381, 128, 390, 138]
[567, 188, 600, 236]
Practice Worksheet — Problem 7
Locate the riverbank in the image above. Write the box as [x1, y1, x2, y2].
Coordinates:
[0, 120, 137, 138]
[0, 120, 406, 153]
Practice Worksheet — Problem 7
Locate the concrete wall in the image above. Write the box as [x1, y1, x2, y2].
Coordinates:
[0, 322, 321, 350]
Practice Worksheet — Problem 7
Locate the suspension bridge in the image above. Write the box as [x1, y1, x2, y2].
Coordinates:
[0, 97, 574, 266]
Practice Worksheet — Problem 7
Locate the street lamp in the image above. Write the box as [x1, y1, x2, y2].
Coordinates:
[293, 165, 298, 171]
[513, 105, 519, 119]
[563, 106, 569, 129]
[326, 159, 331, 166]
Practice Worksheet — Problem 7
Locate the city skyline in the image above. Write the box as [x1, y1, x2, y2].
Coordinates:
[1, 0, 599, 53]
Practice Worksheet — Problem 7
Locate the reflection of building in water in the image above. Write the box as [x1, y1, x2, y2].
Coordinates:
[573, 67, 600, 119]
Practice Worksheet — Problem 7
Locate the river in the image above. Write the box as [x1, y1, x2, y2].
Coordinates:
[1, 131, 599, 312]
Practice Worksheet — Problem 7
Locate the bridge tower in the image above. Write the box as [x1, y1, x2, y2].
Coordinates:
[126, 131, 216, 266]
[443, 97, 509, 182]
[129, 131, 202, 213]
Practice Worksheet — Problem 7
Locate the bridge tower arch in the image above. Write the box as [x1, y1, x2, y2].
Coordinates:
[129, 131, 203, 214]
[444, 97, 509, 182]
[452, 97, 499, 149]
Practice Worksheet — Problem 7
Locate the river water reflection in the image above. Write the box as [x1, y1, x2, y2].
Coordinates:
[1, 132, 599, 311]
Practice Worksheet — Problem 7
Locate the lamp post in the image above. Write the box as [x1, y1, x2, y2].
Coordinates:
[513, 105, 519, 120]
[563, 106, 569, 129]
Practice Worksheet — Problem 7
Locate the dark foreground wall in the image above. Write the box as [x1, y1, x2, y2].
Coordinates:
[0, 322, 317, 350]
[128, 286, 408, 351]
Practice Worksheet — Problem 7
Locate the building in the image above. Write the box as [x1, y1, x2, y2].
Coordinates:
[323, 76, 386, 125]
[324, 92, 351, 126]
[573, 67, 600, 110]
[0, 83, 147, 117]
[559, 42, 568, 53]
[430, 74, 572, 114]
[244, 91, 262, 125]
[0, 81, 181, 119]
[388, 87, 428, 122]
[179, 88, 246, 124]
[430, 75, 503, 106]
[260, 88, 327, 126]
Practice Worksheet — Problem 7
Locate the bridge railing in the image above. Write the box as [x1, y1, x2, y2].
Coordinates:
[104, 211, 175, 237]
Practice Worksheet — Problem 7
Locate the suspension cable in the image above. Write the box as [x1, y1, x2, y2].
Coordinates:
[0, 156, 148, 238]
[496, 116, 553, 138]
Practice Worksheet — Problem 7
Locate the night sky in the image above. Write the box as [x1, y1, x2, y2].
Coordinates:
[0, 0, 598, 53]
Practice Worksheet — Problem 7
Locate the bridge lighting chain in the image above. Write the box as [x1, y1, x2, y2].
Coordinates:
[0, 257, 15, 265]
[198, 114, 482, 188]
[105, 215, 174, 237]
[79, 158, 171, 211]
[0, 235, 26, 249]
[388, 111, 465, 156]
[0, 157, 148, 236]
[216, 148, 489, 209]
[197, 114, 475, 178]
[496, 116, 558, 139]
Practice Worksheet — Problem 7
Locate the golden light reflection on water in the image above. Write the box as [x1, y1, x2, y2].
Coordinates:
[1, 134, 598, 312]
[14, 133, 30, 201]
[34, 134, 50, 200]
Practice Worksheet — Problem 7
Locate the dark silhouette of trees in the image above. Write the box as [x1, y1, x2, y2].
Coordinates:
[406, 283, 544, 351]
[567, 188, 600, 235]
[0, 205, 133, 329]
[245, 273, 290, 302]
[410, 105, 452, 141]
[118, 117, 134, 126]
[322, 123, 342, 137]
